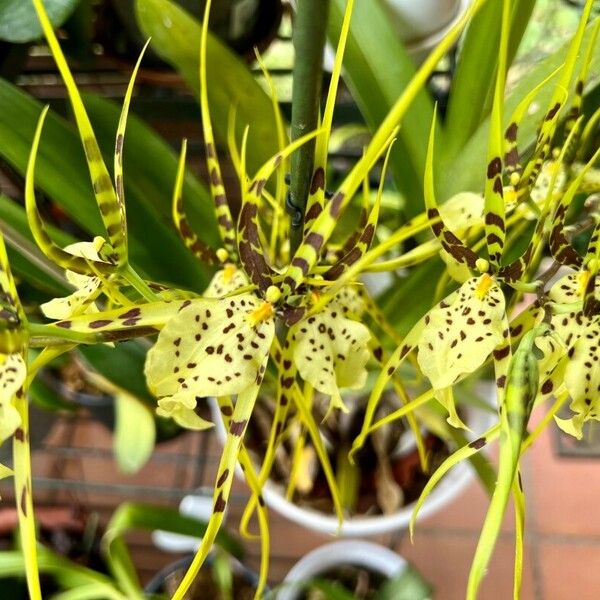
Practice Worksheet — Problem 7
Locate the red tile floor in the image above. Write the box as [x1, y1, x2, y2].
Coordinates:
[2, 402, 600, 599]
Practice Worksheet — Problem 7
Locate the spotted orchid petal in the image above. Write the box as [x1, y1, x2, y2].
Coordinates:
[0, 353, 25, 442]
[291, 300, 371, 413]
[145, 294, 275, 400]
[203, 264, 249, 298]
[417, 275, 506, 390]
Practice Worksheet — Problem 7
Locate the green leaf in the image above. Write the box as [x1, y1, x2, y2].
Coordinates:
[376, 567, 432, 600]
[113, 390, 155, 474]
[0, 78, 214, 290]
[135, 0, 281, 176]
[0, 0, 81, 43]
[442, 0, 537, 162]
[328, 0, 437, 217]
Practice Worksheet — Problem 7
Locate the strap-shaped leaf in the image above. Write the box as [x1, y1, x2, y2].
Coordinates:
[171, 140, 219, 265]
[239, 130, 321, 292]
[424, 112, 480, 270]
[199, 0, 236, 258]
[549, 145, 600, 267]
[482, 0, 510, 268]
[25, 107, 114, 277]
[323, 139, 392, 281]
[467, 326, 547, 600]
[32, 0, 126, 266]
[171, 382, 263, 600]
[303, 0, 354, 234]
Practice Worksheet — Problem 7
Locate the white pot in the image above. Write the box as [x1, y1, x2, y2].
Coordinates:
[382, 0, 463, 43]
[277, 540, 407, 600]
[208, 381, 496, 537]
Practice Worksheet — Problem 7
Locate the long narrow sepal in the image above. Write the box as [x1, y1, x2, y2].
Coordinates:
[32, 0, 126, 266]
[25, 107, 115, 276]
[171, 140, 219, 265]
[199, 0, 236, 258]
[303, 0, 355, 234]
[483, 0, 511, 268]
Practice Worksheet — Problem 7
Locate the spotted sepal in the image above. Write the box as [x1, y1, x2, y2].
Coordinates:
[482, 0, 510, 268]
[145, 294, 274, 403]
[417, 275, 506, 391]
[467, 326, 549, 600]
[171, 140, 219, 266]
[32, 0, 126, 267]
[171, 382, 263, 600]
[25, 108, 115, 277]
[410, 422, 501, 540]
[290, 299, 371, 413]
[518, 0, 594, 195]
[323, 138, 392, 281]
[424, 114, 479, 270]
[303, 0, 354, 234]
[239, 130, 323, 292]
[563, 19, 600, 164]
[203, 264, 249, 298]
[549, 145, 600, 267]
[0, 233, 27, 354]
[199, 0, 236, 258]
[0, 353, 25, 443]
[239, 336, 296, 540]
[503, 67, 562, 179]
[282, 129, 398, 297]
[112, 42, 149, 263]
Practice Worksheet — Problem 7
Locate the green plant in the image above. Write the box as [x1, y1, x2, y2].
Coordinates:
[0, 1, 599, 599]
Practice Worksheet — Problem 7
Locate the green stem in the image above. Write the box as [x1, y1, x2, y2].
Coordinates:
[289, 0, 330, 255]
[123, 264, 158, 302]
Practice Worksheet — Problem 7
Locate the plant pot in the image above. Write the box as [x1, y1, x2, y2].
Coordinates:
[277, 540, 408, 600]
[209, 382, 496, 537]
[144, 553, 262, 598]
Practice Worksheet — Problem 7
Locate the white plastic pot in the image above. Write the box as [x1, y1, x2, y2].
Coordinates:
[209, 382, 496, 537]
[277, 540, 407, 600]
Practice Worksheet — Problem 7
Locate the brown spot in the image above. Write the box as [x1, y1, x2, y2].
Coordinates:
[541, 380, 553, 395]
[545, 102, 561, 121]
[496, 375, 506, 388]
[214, 492, 226, 513]
[14, 427, 25, 442]
[229, 419, 248, 436]
[216, 469, 230, 487]
[485, 212, 505, 231]
[469, 437, 486, 450]
[487, 157, 502, 179]
[56, 320, 72, 329]
[120, 308, 141, 320]
[310, 167, 325, 194]
[20, 487, 27, 517]
[89, 319, 113, 329]
[505, 122, 518, 142]
[329, 192, 344, 217]
[493, 346, 510, 360]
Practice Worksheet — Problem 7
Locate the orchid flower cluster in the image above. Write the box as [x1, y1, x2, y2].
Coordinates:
[0, 0, 599, 598]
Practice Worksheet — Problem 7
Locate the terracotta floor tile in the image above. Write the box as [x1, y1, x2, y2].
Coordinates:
[528, 413, 600, 537]
[397, 532, 535, 600]
[538, 541, 600, 600]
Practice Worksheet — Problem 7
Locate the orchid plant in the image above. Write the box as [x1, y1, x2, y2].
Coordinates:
[0, 0, 599, 599]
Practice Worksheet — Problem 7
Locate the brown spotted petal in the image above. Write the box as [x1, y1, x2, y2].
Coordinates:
[559, 317, 600, 438]
[145, 293, 275, 399]
[291, 301, 371, 411]
[417, 275, 506, 389]
[0, 354, 25, 442]
[203, 265, 249, 298]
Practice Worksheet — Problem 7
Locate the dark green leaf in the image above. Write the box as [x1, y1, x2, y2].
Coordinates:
[328, 0, 437, 217]
[135, 0, 281, 176]
[0, 0, 81, 43]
